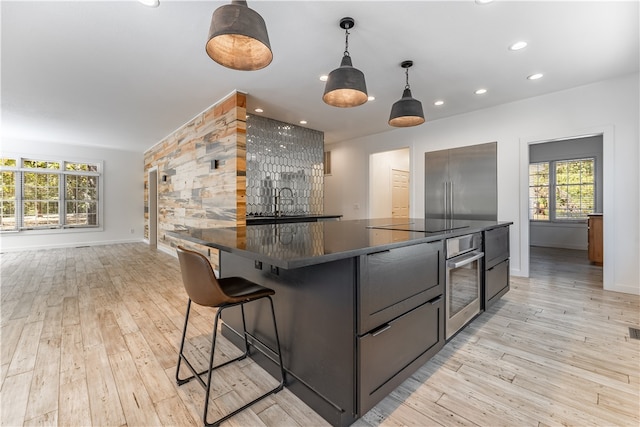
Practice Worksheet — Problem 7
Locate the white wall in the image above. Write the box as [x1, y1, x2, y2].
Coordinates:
[0, 139, 144, 251]
[325, 73, 639, 295]
[369, 148, 410, 218]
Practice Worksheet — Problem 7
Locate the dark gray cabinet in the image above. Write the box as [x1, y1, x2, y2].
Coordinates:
[357, 241, 445, 415]
[358, 241, 443, 335]
[358, 296, 444, 415]
[484, 225, 510, 308]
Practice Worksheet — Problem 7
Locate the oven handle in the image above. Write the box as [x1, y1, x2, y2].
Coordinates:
[447, 251, 484, 269]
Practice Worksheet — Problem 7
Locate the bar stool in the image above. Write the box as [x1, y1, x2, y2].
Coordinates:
[175, 246, 285, 427]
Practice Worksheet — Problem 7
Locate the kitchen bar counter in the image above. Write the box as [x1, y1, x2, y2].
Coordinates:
[168, 217, 511, 269]
[168, 218, 512, 427]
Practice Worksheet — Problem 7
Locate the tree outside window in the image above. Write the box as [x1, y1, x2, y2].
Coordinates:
[529, 158, 595, 221]
[0, 157, 101, 231]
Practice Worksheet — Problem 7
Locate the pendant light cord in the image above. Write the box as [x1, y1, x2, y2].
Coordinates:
[344, 28, 351, 57]
[405, 67, 411, 90]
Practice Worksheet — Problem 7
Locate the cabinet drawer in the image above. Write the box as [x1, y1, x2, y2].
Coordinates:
[359, 241, 443, 335]
[485, 259, 509, 308]
[358, 296, 444, 415]
[484, 226, 509, 269]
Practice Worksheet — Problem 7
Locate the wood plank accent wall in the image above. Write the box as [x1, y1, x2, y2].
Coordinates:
[143, 92, 247, 268]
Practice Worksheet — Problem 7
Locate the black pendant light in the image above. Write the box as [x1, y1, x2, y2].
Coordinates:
[389, 60, 425, 127]
[206, 0, 272, 71]
[323, 17, 368, 108]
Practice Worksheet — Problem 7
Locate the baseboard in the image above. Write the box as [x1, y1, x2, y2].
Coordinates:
[157, 244, 177, 258]
[604, 283, 640, 296]
[0, 238, 145, 252]
[509, 267, 523, 277]
[530, 243, 588, 251]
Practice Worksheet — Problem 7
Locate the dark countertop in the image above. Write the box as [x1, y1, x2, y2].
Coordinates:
[246, 214, 342, 224]
[168, 218, 512, 269]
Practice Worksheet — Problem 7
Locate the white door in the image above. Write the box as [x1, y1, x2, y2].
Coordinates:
[391, 169, 409, 218]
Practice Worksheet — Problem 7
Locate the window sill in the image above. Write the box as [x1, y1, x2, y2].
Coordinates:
[1, 226, 103, 235]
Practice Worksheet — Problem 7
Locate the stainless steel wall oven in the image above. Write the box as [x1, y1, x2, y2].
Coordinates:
[445, 233, 483, 339]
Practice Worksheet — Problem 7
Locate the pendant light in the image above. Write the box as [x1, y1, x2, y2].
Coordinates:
[322, 17, 368, 108]
[389, 61, 425, 127]
[206, 0, 272, 71]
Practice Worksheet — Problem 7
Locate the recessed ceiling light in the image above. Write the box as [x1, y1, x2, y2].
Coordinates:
[299, 120, 308, 125]
[475, 0, 494, 4]
[367, 95, 375, 101]
[254, 108, 264, 113]
[434, 100, 444, 106]
[475, 88, 487, 95]
[527, 73, 544, 80]
[138, 0, 159, 7]
[319, 75, 328, 82]
[509, 41, 528, 51]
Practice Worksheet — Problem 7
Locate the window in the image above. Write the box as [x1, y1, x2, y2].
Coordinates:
[529, 162, 550, 220]
[0, 158, 17, 231]
[529, 158, 595, 221]
[0, 156, 101, 232]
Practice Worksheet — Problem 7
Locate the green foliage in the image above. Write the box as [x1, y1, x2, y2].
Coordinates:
[529, 158, 595, 221]
[0, 158, 100, 229]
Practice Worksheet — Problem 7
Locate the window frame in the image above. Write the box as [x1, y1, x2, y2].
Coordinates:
[0, 154, 103, 234]
[528, 157, 596, 223]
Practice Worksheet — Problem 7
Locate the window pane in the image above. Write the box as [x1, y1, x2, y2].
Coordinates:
[554, 158, 595, 220]
[66, 162, 98, 172]
[23, 160, 60, 169]
[529, 162, 550, 220]
[22, 171, 61, 228]
[64, 173, 99, 227]
[1, 201, 17, 230]
[0, 158, 17, 167]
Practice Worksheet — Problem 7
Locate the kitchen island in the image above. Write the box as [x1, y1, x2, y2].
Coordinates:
[169, 218, 511, 427]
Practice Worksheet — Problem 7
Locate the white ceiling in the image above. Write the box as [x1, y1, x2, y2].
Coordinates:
[2, 1, 638, 153]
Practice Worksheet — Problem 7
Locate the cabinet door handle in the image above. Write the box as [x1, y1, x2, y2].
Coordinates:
[428, 295, 443, 305]
[367, 249, 391, 256]
[371, 324, 392, 337]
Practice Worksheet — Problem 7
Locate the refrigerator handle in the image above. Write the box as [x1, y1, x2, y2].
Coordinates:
[443, 182, 448, 219]
[449, 181, 454, 219]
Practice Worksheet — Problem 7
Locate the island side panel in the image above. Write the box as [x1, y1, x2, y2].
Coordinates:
[219, 250, 358, 427]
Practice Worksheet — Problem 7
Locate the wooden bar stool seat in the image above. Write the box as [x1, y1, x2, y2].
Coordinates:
[175, 246, 285, 427]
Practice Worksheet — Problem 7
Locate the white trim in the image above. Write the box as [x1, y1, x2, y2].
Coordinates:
[148, 166, 158, 248]
[157, 243, 176, 258]
[0, 238, 144, 252]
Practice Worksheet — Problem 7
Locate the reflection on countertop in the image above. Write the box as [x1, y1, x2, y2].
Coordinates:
[245, 213, 342, 224]
[168, 218, 512, 269]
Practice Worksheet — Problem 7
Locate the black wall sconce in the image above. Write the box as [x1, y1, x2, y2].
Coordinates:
[162, 175, 168, 182]
[211, 159, 219, 170]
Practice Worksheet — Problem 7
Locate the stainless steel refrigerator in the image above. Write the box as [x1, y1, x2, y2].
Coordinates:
[425, 142, 497, 221]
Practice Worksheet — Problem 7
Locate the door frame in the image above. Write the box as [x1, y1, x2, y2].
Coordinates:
[519, 125, 613, 289]
[148, 167, 158, 248]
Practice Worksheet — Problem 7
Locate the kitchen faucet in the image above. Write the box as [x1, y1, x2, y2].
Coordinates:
[274, 187, 294, 217]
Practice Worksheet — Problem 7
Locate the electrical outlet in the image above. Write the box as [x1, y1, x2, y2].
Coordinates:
[130, 228, 135, 234]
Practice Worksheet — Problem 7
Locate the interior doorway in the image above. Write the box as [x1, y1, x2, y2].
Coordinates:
[369, 148, 410, 218]
[525, 133, 604, 286]
[148, 167, 158, 248]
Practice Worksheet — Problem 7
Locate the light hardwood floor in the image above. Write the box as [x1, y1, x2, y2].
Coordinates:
[1, 243, 638, 426]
